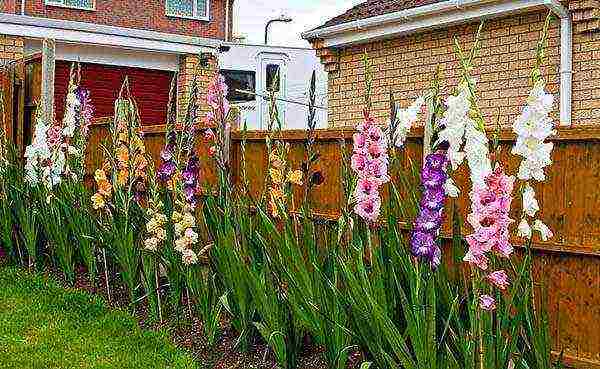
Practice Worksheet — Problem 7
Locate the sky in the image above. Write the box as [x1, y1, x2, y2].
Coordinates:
[233, 0, 362, 48]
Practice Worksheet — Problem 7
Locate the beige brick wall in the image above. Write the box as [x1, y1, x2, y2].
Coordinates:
[0, 35, 24, 66]
[324, 11, 599, 128]
[177, 53, 218, 125]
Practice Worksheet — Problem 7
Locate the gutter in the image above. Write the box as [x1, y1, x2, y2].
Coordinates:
[302, 0, 572, 126]
[0, 13, 222, 54]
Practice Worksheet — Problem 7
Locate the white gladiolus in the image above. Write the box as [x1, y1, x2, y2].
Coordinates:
[436, 79, 491, 185]
[182, 248, 198, 266]
[517, 218, 532, 239]
[444, 177, 460, 198]
[394, 96, 425, 148]
[464, 123, 491, 186]
[62, 88, 81, 138]
[24, 119, 52, 185]
[532, 219, 553, 241]
[436, 84, 472, 170]
[511, 79, 555, 182]
[522, 183, 540, 218]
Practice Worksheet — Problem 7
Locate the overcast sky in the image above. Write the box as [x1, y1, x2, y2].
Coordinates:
[233, 0, 362, 48]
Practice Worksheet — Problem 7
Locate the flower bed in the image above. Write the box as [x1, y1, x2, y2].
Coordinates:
[0, 17, 565, 369]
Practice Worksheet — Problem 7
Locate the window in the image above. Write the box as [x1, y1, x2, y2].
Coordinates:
[222, 70, 256, 103]
[266, 64, 280, 93]
[166, 0, 209, 20]
[45, 0, 94, 10]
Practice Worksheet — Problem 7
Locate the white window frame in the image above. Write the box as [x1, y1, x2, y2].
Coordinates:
[165, 0, 210, 21]
[45, 0, 95, 11]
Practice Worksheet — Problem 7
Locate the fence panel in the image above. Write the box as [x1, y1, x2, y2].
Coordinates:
[81, 121, 600, 368]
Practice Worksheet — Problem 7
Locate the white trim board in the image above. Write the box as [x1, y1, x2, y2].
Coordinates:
[322, 0, 552, 47]
[0, 13, 220, 55]
[25, 41, 181, 71]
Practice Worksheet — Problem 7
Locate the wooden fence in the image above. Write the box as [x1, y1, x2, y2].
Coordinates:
[83, 120, 600, 368]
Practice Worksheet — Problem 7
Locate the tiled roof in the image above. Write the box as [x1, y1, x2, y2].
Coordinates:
[316, 0, 447, 30]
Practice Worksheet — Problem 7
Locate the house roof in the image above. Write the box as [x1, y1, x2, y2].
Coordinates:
[316, 0, 447, 30]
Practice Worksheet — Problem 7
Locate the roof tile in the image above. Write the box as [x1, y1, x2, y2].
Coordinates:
[317, 0, 447, 30]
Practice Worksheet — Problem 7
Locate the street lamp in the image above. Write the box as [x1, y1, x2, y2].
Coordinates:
[264, 15, 293, 45]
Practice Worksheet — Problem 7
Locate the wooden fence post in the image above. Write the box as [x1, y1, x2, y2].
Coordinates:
[41, 39, 56, 124]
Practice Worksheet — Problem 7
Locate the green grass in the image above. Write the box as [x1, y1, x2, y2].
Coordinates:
[0, 266, 198, 369]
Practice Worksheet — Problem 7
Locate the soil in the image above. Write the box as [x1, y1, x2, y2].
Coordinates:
[0, 252, 364, 369]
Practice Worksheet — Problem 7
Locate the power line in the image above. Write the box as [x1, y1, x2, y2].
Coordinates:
[235, 89, 328, 110]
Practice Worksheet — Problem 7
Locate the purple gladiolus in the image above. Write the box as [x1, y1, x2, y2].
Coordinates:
[421, 187, 445, 211]
[182, 153, 200, 209]
[157, 161, 176, 182]
[160, 146, 174, 161]
[410, 231, 435, 257]
[415, 208, 443, 232]
[421, 166, 448, 189]
[410, 151, 449, 269]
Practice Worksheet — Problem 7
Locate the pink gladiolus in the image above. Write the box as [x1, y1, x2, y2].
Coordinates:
[464, 165, 515, 270]
[479, 294, 497, 311]
[353, 132, 367, 151]
[367, 159, 390, 184]
[356, 177, 379, 198]
[203, 128, 215, 142]
[351, 111, 389, 223]
[354, 196, 381, 223]
[463, 248, 489, 270]
[351, 153, 368, 175]
[207, 74, 230, 118]
[487, 270, 510, 290]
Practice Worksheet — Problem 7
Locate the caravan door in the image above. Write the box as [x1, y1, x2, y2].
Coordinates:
[257, 53, 287, 130]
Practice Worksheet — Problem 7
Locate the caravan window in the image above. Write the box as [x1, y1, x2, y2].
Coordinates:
[222, 70, 256, 103]
[266, 64, 281, 92]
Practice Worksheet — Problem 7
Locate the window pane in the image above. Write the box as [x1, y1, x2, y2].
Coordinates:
[65, 0, 94, 8]
[196, 0, 207, 17]
[266, 64, 280, 93]
[222, 70, 256, 103]
[166, 0, 193, 17]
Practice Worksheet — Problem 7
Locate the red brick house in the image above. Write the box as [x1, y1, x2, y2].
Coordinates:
[0, 0, 233, 145]
[304, 1, 600, 367]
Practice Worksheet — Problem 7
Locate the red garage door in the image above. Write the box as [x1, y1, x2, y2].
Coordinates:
[54, 61, 174, 126]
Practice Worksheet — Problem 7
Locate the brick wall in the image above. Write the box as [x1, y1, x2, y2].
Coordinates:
[1, 0, 227, 39]
[319, 10, 600, 128]
[177, 53, 218, 125]
[0, 35, 23, 66]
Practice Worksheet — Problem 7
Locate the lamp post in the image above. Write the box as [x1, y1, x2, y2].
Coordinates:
[264, 15, 293, 45]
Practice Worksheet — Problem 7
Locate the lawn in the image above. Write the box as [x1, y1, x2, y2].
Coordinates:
[0, 266, 197, 369]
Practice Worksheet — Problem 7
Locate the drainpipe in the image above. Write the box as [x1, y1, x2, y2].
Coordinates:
[21, 0, 26, 15]
[546, 0, 572, 126]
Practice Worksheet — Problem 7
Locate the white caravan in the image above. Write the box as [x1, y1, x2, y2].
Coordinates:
[218, 43, 328, 130]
